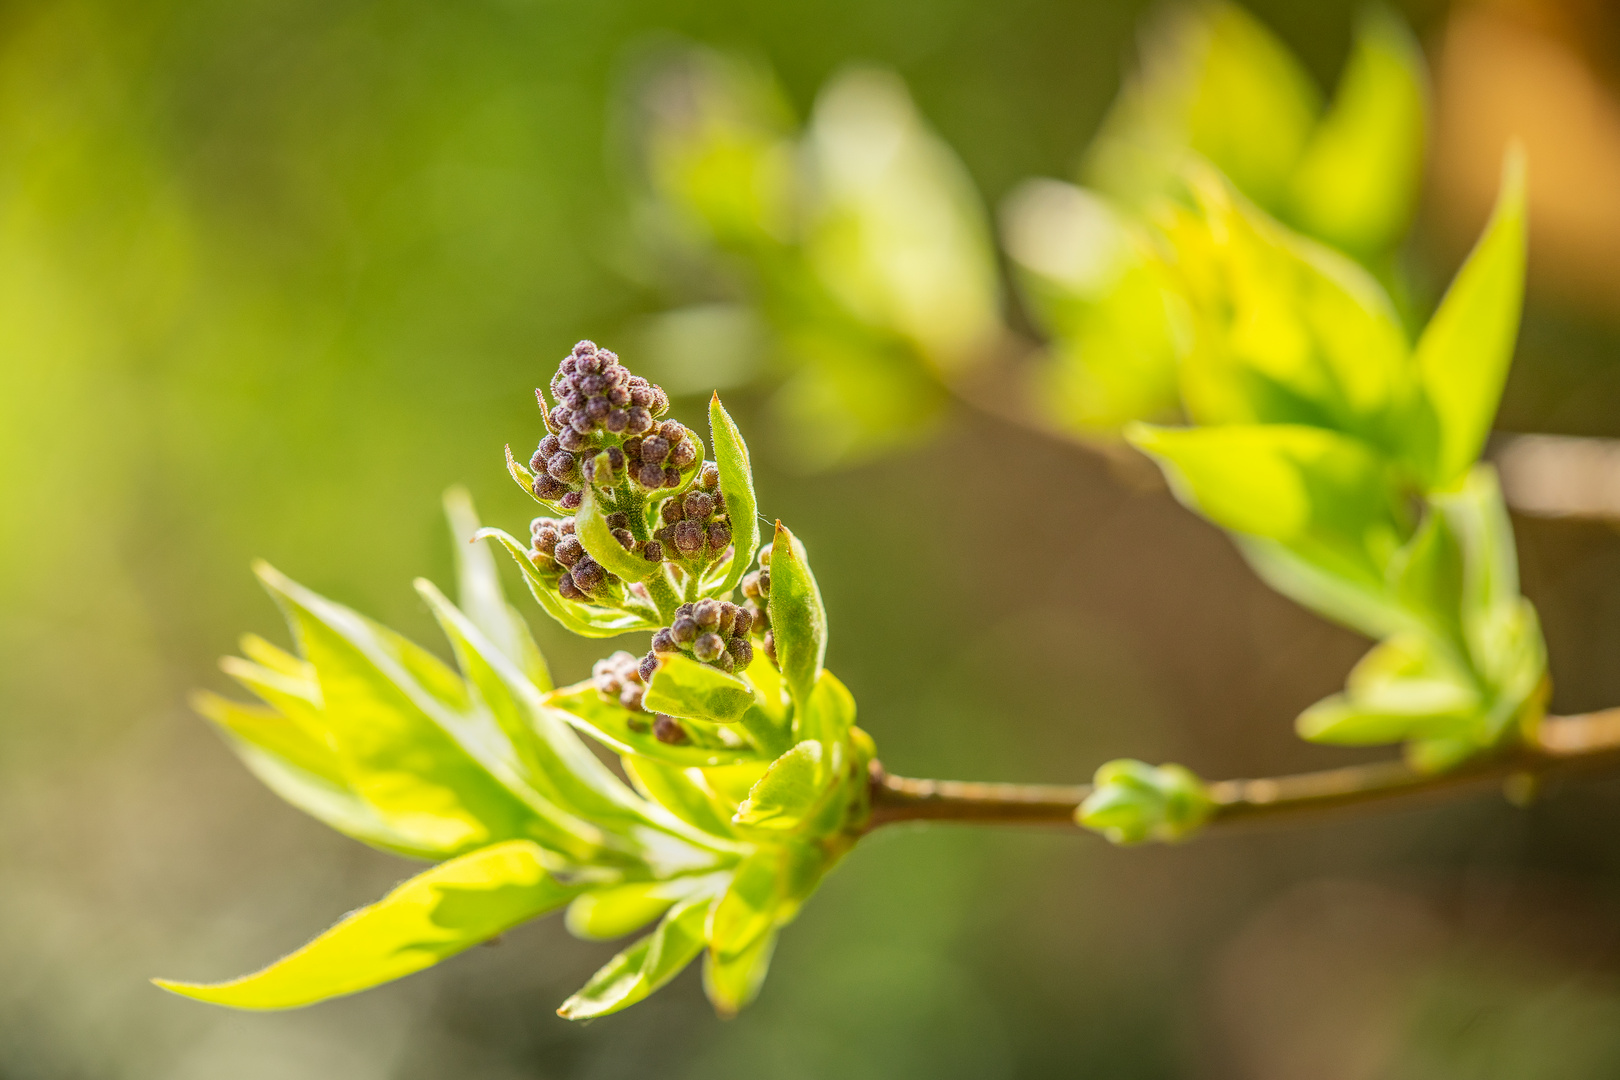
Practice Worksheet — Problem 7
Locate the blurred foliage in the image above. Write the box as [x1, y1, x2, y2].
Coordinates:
[9, 0, 1620, 1075]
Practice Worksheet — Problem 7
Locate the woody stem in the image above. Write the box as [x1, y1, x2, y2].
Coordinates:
[864, 707, 1620, 832]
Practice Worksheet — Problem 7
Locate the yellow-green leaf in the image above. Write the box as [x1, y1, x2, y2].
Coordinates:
[153, 841, 576, 1009]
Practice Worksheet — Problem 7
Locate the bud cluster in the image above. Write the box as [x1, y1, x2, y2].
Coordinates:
[653, 463, 732, 564]
[592, 651, 689, 745]
[529, 340, 681, 507]
[741, 548, 776, 665]
[641, 598, 755, 681]
[529, 516, 620, 602]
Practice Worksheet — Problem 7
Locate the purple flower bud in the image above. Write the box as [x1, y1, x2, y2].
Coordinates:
[692, 632, 724, 662]
[682, 491, 713, 520]
[629, 386, 653, 408]
[572, 558, 606, 592]
[656, 420, 681, 442]
[663, 467, 681, 488]
[653, 714, 688, 745]
[639, 653, 659, 682]
[700, 464, 720, 489]
[595, 349, 618, 368]
[670, 440, 697, 470]
[546, 451, 578, 481]
[652, 628, 679, 653]
[564, 389, 587, 411]
[569, 411, 594, 435]
[612, 528, 634, 550]
[643, 541, 664, 562]
[586, 396, 610, 420]
[673, 520, 704, 555]
[560, 491, 583, 511]
[558, 574, 586, 601]
[763, 632, 776, 664]
[713, 490, 726, 512]
[693, 599, 720, 628]
[557, 426, 586, 452]
[554, 535, 584, 567]
[605, 409, 629, 433]
[661, 499, 684, 524]
[626, 407, 652, 433]
[649, 388, 669, 415]
[672, 616, 698, 644]
[572, 340, 596, 358]
[732, 606, 754, 637]
[742, 571, 761, 599]
[561, 519, 576, 534]
[578, 373, 608, 395]
[706, 521, 732, 551]
[576, 351, 603, 375]
[635, 462, 665, 488]
[533, 474, 567, 501]
[716, 601, 737, 636]
[608, 385, 630, 406]
[730, 636, 754, 668]
[619, 686, 644, 711]
[640, 436, 670, 464]
[714, 649, 735, 673]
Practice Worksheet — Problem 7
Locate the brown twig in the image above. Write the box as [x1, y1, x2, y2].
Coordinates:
[865, 708, 1620, 833]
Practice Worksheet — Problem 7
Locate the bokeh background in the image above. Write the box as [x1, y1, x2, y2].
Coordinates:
[7, 0, 1620, 1075]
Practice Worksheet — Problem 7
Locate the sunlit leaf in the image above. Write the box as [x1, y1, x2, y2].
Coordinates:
[565, 874, 725, 942]
[477, 528, 660, 638]
[644, 652, 757, 724]
[708, 394, 760, 598]
[444, 486, 551, 689]
[622, 757, 739, 838]
[766, 522, 826, 712]
[1287, 7, 1428, 258]
[1413, 150, 1527, 485]
[577, 484, 657, 584]
[154, 841, 577, 1009]
[703, 928, 777, 1019]
[1127, 422, 1405, 585]
[546, 683, 768, 768]
[556, 893, 714, 1020]
[732, 741, 827, 831]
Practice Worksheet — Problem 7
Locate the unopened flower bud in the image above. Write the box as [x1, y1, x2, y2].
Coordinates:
[640, 436, 670, 464]
[670, 440, 697, 469]
[732, 606, 754, 637]
[673, 520, 704, 555]
[653, 714, 687, 744]
[763, 631, 777, 664]
[683, 491, 713, 520]
[534, 474, 567, 501]
[642, 540, 664, 562]
[612, 528, 634, 550]
[560, 491, 582, 511]
[635, 462, 664, 489]
[605, 512, 628, 530]
[661, 499, 684, 524]
[639, 652, 659, 682]
[619, 686, 644, 711]
[571, 558, 606, 593]
[546, 451, 577, 481]
[700, 463, 720, 490]
[652, 628, 679, 654]
[557, 426, 586, 453]
[558, 574, 586, 601]
[707, 521, 732, 552]
[716, 601, 738, 636]
[693, 599, 720, 628]
[714, 649, 735, 674]
[692, 632, 724, 662]
[626, 407, 652, 433]
[671, 618, 697, 645]
[730, 636, 754, 667]
[554, 535, 584, 568]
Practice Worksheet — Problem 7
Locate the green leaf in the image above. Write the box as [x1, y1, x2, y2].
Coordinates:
[557, 893, 714, 1020]
[413, 581, 724, 872]
[705, 845, 818, 961]
[444, 486, 551, 690]
[1077, 759, 1212, 845]
[1175, 174, 1415, 455]
[576, 485, 657, 584]
[1287, 7, 1428, 258]
[622, 757, 739, 838]
[1127, 423, 1405, 584]
[1235, 536, 1412, 640]
[255, 563, 618, 866]
[154, 840, 577, 1009]
[797, 669, 856, 748]
[708, 393, 760, 598]
[477, 528, 659, 639]
[565, 874, 724, 942]
[703, 928, 777, 1019]
[644, 653, 757, 724]
[732, 741, 827, 831]
[765, 522, 827, 712]
[193, 691, 452, 861]
[1086, 2, 1320, 213]
[1413, 149, 1527, 485]
[546, 683, 768, 769]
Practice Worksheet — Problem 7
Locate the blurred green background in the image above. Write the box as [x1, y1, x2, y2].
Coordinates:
[8, 0, 1620, 1075]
